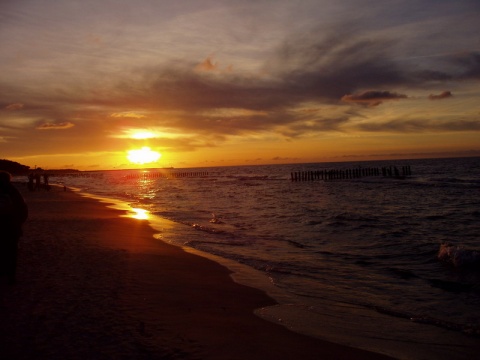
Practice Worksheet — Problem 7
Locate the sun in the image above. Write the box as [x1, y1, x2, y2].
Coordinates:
[127, 147, 161, 164]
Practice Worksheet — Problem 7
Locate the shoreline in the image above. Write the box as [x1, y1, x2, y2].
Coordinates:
[0, 184, 394, 359]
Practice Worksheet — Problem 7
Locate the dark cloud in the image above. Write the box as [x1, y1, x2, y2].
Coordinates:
[428, 91, 453, 100]
[454, 52, 480, 79]
[138, 37, 478, 129]
[114, 32, 411, 139]
[266, 31, 406, 100]
[355, 118, 480, 133]
[339, 149, 480, 160]
[143, 62, 287, 113]
[138, 40, 479, 138]
[416, 70, 453, 82]
[341, 90, 407, 107]
[130, 31, 409, 118]
[416, 52, 480, 82]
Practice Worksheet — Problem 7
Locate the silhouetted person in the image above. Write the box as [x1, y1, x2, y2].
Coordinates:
[0, 171, 28, 284]
[34, 172, 41, 190]
[27, 173, 34, 191]
[43, 173, 50, 190]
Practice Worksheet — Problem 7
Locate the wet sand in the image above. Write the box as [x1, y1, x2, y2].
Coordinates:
[0, 184, 393, 359]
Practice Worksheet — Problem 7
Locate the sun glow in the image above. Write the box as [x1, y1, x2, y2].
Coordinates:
[130, 208, 149, 220]
[131, 131, 155, 139]
[127, 147, 161, 164]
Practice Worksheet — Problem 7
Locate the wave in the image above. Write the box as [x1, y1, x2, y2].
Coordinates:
[438, 243, 480, 268]
[373, 305, 480, 337]
[434, 177, 480, 185]
[411, 176, 480, 189]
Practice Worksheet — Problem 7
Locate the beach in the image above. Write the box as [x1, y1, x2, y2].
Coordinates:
[0, 184, 393, 360]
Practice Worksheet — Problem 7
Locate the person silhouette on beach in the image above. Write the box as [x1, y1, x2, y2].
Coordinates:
[27, 173, 35, 191]
[34, 172, 41, 191]
[0, 171, 28, 285]
[43, 173, 50, 191]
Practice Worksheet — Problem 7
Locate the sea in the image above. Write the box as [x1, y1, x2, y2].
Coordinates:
[37, 157, 480, 359]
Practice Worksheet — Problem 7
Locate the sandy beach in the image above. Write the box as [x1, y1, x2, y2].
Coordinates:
[0, 184, 393, 360]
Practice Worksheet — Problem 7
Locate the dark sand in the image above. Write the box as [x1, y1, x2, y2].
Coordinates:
[0, 184, 394, 359]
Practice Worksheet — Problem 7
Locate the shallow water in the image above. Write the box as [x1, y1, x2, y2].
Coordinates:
[43, 157, 480, 359]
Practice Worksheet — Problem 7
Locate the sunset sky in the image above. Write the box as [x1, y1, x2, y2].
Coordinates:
[1, 0, 479, 170]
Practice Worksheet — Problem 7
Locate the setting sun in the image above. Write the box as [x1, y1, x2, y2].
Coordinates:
[127, 147, 161, 164]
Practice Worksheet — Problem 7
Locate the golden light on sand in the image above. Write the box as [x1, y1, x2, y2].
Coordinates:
[127, 147, 161, 164]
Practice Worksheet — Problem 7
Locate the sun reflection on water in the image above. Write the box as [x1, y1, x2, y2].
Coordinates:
[130, 208, 149, 220]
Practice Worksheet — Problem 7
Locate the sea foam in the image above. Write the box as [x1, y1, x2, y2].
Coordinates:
[438, 243, 480, 268]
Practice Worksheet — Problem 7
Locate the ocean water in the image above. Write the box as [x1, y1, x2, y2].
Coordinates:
[47, 157, 480, 359]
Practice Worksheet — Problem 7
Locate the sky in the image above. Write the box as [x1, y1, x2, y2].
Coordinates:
[1, 0, 479, 170]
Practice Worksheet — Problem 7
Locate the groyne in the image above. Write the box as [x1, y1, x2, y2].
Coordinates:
[124, 171, 209, 180]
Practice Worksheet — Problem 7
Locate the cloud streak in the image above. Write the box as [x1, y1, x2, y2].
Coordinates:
[428, 91, 453, 100]
[5, 103, 24, 111]
[355, 118, 480, 133]
[36, 122, 75, 130]
[341, 91, 408, 107]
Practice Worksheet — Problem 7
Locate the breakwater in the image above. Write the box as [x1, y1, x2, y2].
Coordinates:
[291, 165, 412, 182]
[124, 171, 209, 180]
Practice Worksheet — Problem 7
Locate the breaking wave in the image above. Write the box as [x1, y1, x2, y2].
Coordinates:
[438, 243, 480, 268]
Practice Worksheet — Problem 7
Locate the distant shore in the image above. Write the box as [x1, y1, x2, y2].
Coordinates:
[0, 184, 393, 359]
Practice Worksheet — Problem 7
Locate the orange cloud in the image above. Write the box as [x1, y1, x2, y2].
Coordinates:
[5, 103, 24, 110]
[110, 112, 146, 119]
[195, 56, 233, 73]
[36, 121, 75, 130]
[428, 91, 453, 100]
[195, 56, 217, 72]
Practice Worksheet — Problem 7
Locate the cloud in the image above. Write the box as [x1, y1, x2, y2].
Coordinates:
[139, 34, 477, 120]
[96, 38, 479, 140]
[454, 51, 480, 79]
[130, 31, 408, 117]
[339, 149, 480, 159]
[417, 52, 480, 82]
[355, 118, 480, 133]
[195, 56, 218, 72]
[36, 121, 75, 130]
[110, 112, 146, 119]
[265, 28, 413, 99]
[271, 156, 300, 162]
[5, 103, 24, 111]
[195, 56, 234, 73]
[428, 91, 453, 100]
[341, 90, 407, 107]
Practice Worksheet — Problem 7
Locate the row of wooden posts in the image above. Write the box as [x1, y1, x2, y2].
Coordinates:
[290, 165, 412, 182]
[124, 171, 209, 180]
[46, 167, 411, 182]
[46, 172, 103, 178]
